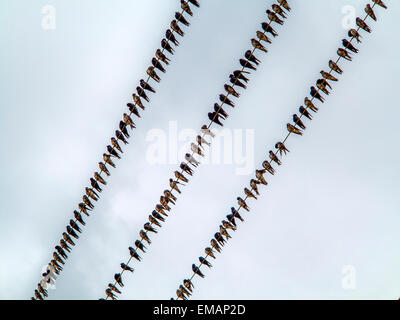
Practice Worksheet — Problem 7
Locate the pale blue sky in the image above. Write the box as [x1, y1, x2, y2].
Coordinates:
[0, 0, 399, 299]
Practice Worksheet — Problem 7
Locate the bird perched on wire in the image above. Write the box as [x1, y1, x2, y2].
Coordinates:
[98, 162, 110, 177]
[111, 137, 124, 155]
[118, 121, 130, 138]
[103, 153, 116, 168]
[337, 48, 352, 61]
[147, 66, 161, 82]
[55, 245, 68, 260]
[191, 142, 205, 156]
[220, 225, 231, 240]
[251, 39, 268, 53]
[132, 93, 145, 110]
[166, 29, 179, 46]
[136, 86, 150, 102]
[60, 239, 71, 252]
[267, 9, 284, 25]
[192, 264, 205, 278]
[240, 58, 257, 71]
[139, 230, 151, 245]
[275, 142, 289, 156]
[320, 70, 338, 82]
[205, 247, 216, 259]
[180, 0, 193, 16]
[155, 49, 170, 67]
[164, 189, 177, 202]
[53, 252, 64, 265]
[120, 263, 134, 273]
[304, 97, 319, 112]
[135, 240, 146, 253]
[94, 172, 107, 186]
[269, 150, 282, 165]
[356, 17, 372, 33]
[175, 12, 190, 26]
[127, 103, 141, 118]
[105, 288, 117, 300]
[152, 57, 166, 73]
[85, 187, 99, 202]
[244, 187, 257, 200]
[342, 39, 358, 53]
[184, 279, 194, 293]
[256, 169, 268, 185]
[316, 79, 330, 95]
[170, 19, 184, 37]
[176, 289, 187, 300]
[107, 145, 120, 159]
[180, 162, 194, 176]
[215, 232, 226, 246]
[329, 60, 343, 75]
[365, 4, 377, 21]
[211, 239, 221, 253]
[224, 84, 240, 98]
[188, 0, 200, 8]
[222, 219, 236, 231]
[140, 79, 156, 93]
[219, 94, 235, 108]
[299, 106, 312, 120]
[261, 22, 278, 37]
[250, 179, 261, 196]
[160, 196, 172, 211]
[272, 3, 287, 18]
[229, 74, 247, 89]
[109, 283, 122, 294]
[262, 160, 275, 175]
[278, 0, 291, 11]
[78, 202, 90, 216]
[115, 130, 128, 145]
[175, 171, 188, 183]
[287, 123, 303, 136]
[129, 247, 142, 261]
[144, 222, 157, 233]
[67, 225, 79, 239]
[293, 114, 306, 130]
[63, 232, 75, 246]
[185, 153, 199, 167]
[179, 285, 191, 297]
[70, 219, 82, 233]
[310, 86, 324, 103]
[237, 197, 249, 211]
[245, 50, 261, 65]
[123, 113, 135, 129]
[233, 69, 250, 83]
[372, 0, 387, 9]
[197, 134, 211, 148]
[114, 273, 124, 287]
[170, 178, 182, 194]
[199, 256, 212, 268]
[256, 30, 272, 44]
[201, 125, 215, 138]
[83, 195, 94, 209]
[348, 29, 362, 43]
[149, 215, 162, 228]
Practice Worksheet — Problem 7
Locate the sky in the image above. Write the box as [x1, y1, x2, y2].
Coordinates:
[0, 0, 399, 300]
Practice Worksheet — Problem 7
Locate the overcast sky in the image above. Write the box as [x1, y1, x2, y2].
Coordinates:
[0, 0, 399, 300]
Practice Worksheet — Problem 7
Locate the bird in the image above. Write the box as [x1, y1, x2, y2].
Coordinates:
[103, 153, 116, 168]
[132, 93, 145, 110]
[310, 86, 324, 103]
[147, 66, 161, 82]
[275, 142, 289, 156]
[53, 252, 64, 265]
[262, 160, 275, 175]
[205, 247, 216, 259]
[256, 169, 268, 185]
[135, 240, 146, 253]
[320, 70, 338, 81]
[219, 94, 235, 107]
[123, 113, 135, 129]
[329, 60, 343, 75]
[287, 123, 303, 135]
[85, 187, 99, 201]
[197, 134, 211, 148]
[118, 121, 130, 139]
[166, 29, 179, 46]
[154, 51, 170, 70]
[105, 288, 117, 300]
[109, 137, 123, 155]
[170, 178, 182, 194]
[140, 79, 156, 93]
[220, 225, 231, 240]
[60, 239, 72, 252]
[239, 58, 257, 71]
[237, 197, 249, 211]
[251, 38, 268, 53]
[94, 172, 107, 186]
[152, 57, 166, 73]
[199, 256, 212, 268]
[50, 259, 62, 272]
[184, 279, 194, 293]
[149, 215, 162, 228]
[114, 273, 124, 287]
[222, 220, 236, 231]
[299, 106, 312, 120]
[78, 202, 90, 216]
[272, 4, 287, 19]
[176, 289, 187, 300]
[256, 30, 272, 44]
[250, 179, 260, 196]
[372, 0, 387, 9]
[337, 48, 352, 61]
[269, 150, 282, 165]
[115, 130, 128, 145]
[180, 0, 193, 16]
[136, 86, 150, 102]
[304, 97, 318, 113]
[342, 39, 358, 53]
[170, 19, 184, 37]
[70, 219, 82, 233]
[144, 222, 157, 233]
[129, 247, 142, 261]
[245, 50, 261, 65]
[244, 187, 257, 200]
[201, 125, 215, 138]
[67, 225, 79, 239]
[316, 79, 330, 95]
[154, 206, 167, 218]
[107, 145, 121, 159]
[175, 12, 190, 26]
[356, 17, 371, 33]
[233, 69, 250, 82]
[175, 171, 188, 183]
[188, 0, 200, 8]
[267, 9, 284, 25]
[38, 284, 48, 297]
[261, 22, 278, 37]
[191, 142, 205, 156]
[215, 232, 226, 246]
[224, 84, 240, 97]
[185, 153, 200, 167]
[55, 245, 68, 259]
[211, 239, 221, 253]
[34, 290, 44, 300]
[348, 29, 362, 43]
[63, 232, 75, 246]
[83, 194, 94, 209]
[164, 189, 177, 202]
[180, 162, 194, 176]
[98, 162, 110, 177]
[179, 285, 191, 297]
[229, 74, 247, 89]
[120, 263, 134, 273]
[278, 0, 291, 11]
[160, 196, 172, 210]
[109, 283, 122, 294]
[365, 4, 377, 21]
[192, 264, 204, 278]
[293, 114, 306, 129]
[127, 103, 141, 118]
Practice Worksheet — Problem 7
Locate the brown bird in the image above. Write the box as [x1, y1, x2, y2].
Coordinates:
[299, 106, 312, 120]
[94, 172, 107, 185]
[304, 97, 319, 112]
[85, 187, 98, 201]
[135, 240, 146, 253]
[132, 93, 145, 110]
[156, 49, 170, 65]
[166, 29, 179, 46]
[372, 0, 387, 9]
[275, 142, 289, 156]
[191, 142, 205, 156]
[103, 153, 116, 168]
[211, 239, 221, 253]
[175, 171, 188, 183]
[219, 94, 235, 108]
[140, 230, 151, 245]
[272, 4, 287, 19]
[316, 79, 330, 95]
[107, 145, 120, 159]
[240, 58, 257, 71]
[251, 38, 268, 53]
[170, 19, 184, 37]
[244, 187, 257, 200]
[245, 50, 261, 65]
[170, 179, 182, 194]
[320, 70, 338, 81]
[155, 204, 168, 216]
[176, 289, 187, 300]
[149, 215, 162, 228]
[262, 160, 275, 175]
[337, 48, 352, 61]
[152, 57, 166, 73]
[256, 169, 268, 185]
[144, 222, 157, 233]
[237, 197, 249, 211]
[266, 9, 284, 25]
[256, 30, 272, 44]
[63, 232, 75, 246]
[222, 220, 236, 231]
[181, 0, 193, 16]
[140, 79, 156, 93]
[123, 113, 135, 129]
[175, 12, 190, 26]
[219, 225, 231, 240]
[348, 29, 362, 43]
[269, 150, 282, 165]
[60, 239, 72, 252]
[127, 103, 141, 118]
[356, 17, 371, 33]
[224, 84, 240, 98]
[115, 130, 128, 145]
[82, 195, 94, 209]
[231, 207, 244, 222]
[287, 123, 303, 135]
[261, 22, 278, 37]
[136, 86, 150, 102]
[250, 179, 260, 195]
[342, 39, 358, 54]
[180, 162, 193, 177]
[365, 4, 377, 21]
[78, 202, 91, 216]
[293, 114, 306, 129]
[205, 247, 216, 259]
[329, 60, 343, 75]
[147, 66, 161, 82]
[164, 189, 177, 202]
[278, 0, 291, 11]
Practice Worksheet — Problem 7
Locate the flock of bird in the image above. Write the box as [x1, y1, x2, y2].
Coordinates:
[103, 0, 290, 300]
[31, 0, 200, 300]
[173, 0, 387, 300]
[31, 0, 387, 300]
